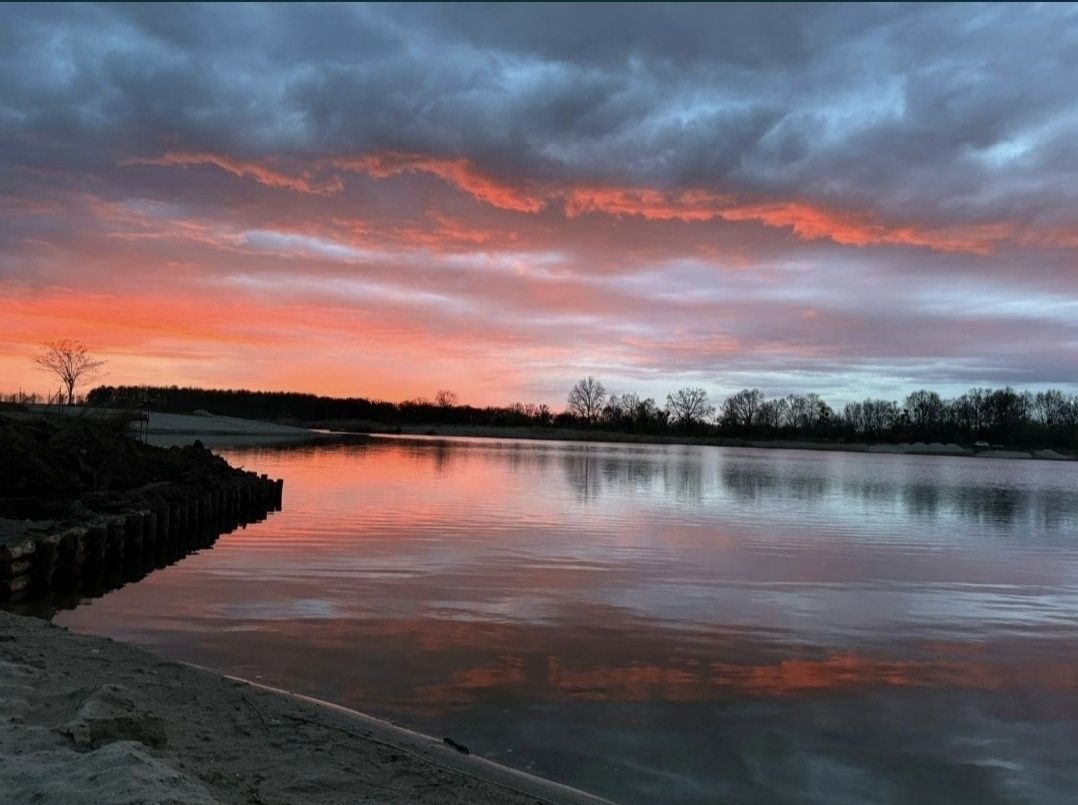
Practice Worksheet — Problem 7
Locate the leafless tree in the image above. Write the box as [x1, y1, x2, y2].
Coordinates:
[786, 393, 831, 432]
[33, 340, 105, 405]
[756, 397, 789, 430]
[1033, 389, 1076, 427]
[847, 398, 898, 436]
[904, 390, 944, 431]
[567, 376, 607, 422]
[665, 387, 715, 426]
[434, 389, 459, 408]
[722, 388, 765, 428]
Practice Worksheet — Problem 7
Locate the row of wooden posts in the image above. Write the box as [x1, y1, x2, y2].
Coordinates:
[0, 472, 283, 601]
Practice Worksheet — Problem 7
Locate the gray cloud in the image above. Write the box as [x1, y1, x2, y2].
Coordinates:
[3, 4, 1075, 209]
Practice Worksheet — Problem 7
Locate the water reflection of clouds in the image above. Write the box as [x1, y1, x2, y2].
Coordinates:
[57, 436, 1078, 804]
[223, 597, 338, 620]
[230, 436, 1078, 537]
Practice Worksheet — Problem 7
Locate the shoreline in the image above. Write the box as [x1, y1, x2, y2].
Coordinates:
[0, 611, 611, 805]
[313, 422, 1076, 462]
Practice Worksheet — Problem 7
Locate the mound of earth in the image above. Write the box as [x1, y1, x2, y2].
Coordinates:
[0, 413, 239, 520]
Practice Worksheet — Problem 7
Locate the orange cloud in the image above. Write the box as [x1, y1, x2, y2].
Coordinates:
[340, 156, 1020, 254]
[717, 203, 1014, 254]
[566, 187, 1014, 255]
[383, 213, 522, 253]
[564, 187, 734, 222]
[125, 151, 343, 196]
[122, 149, 1067, 256]
[329, 152, 547, 213]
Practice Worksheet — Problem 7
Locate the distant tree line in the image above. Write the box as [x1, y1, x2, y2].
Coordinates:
[87, 381, 1078, 449]
[85, 384, 556, 429]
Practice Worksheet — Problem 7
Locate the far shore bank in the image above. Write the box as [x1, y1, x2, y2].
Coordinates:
[0, 611, 610, 805]
[310, 421, 1076, 461]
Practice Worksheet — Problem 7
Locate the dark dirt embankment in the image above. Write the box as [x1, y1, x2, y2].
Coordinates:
[0, 412, 245, 523]
[0, 412, 282, 604]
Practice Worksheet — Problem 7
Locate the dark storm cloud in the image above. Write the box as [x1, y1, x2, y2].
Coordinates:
[3, 3, 1076, 209]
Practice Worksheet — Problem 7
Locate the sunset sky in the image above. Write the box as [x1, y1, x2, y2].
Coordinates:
[2, 3, 1077, 406]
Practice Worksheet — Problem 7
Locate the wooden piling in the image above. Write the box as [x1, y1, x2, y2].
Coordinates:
[124, 512, 144, 565]
[1, 473, 284, 604]
[54, 528, 84, 583]
[155, 505, 170, 541]
[106, 517, 125, 565]
[84, 524, 108, 567]
[32, 534, 61, 589]
[141, 511, 157, 555]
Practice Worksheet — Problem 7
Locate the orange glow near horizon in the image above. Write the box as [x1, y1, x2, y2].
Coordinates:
[4, 146, 1078, 404]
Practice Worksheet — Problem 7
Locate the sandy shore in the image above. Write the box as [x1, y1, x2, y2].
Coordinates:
[143, 411, 312, 437]
[0, 612, 609, 805]
[23, 405, 343, 448]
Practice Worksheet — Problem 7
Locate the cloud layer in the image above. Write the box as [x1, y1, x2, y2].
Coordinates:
[2, 3, 1077, 404]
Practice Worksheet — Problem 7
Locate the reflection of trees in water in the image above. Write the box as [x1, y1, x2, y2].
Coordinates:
[719, 455, 1078, 532]
[560, 449, 605, 502]
[603, 455, 660, 492]
[722, 465, 780, 503]
[721, 462, 828, 503]
[498, 442, 553, 475]
[843, 476, 1035, 527]
[839, 477, 898, 507]
[1030, 489, 1078, 532]
[558, 449, 708, 503]
[241, 440, 1078, 533]
[903, 483, 943, 518]
[430, 441, 455, 475]
[901, 481, 1078, 530]
[663, 458, 706, 503]
[936, 485, 1024, 528]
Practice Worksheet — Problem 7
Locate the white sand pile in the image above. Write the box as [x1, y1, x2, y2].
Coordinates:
[1034, 449, 1071, 460]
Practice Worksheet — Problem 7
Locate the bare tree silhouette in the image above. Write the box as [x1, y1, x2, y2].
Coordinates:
[904, 390, 944, 431]
[665, 387, 715, 427]
[567, 376, 607, 422]
[722, 388, 765, 428]
[33, 340, 105, 405]
[435, 389, 459, 408]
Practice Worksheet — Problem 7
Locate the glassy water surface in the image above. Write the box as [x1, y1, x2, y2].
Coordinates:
[56, 437, 1078, 803]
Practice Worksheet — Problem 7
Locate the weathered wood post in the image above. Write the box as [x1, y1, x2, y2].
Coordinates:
[105, 517, 126, 567]
[141, 510, 157, 558]
[124, 512, 144, 567]
[32, 534, 61, 590]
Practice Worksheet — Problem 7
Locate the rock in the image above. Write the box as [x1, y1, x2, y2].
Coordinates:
[58, 684, 167, 750]
[0, 559, 31, 579]
[0, 740, 222, 805]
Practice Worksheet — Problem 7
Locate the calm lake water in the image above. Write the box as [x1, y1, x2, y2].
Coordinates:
[56, 437, 1078, 803]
